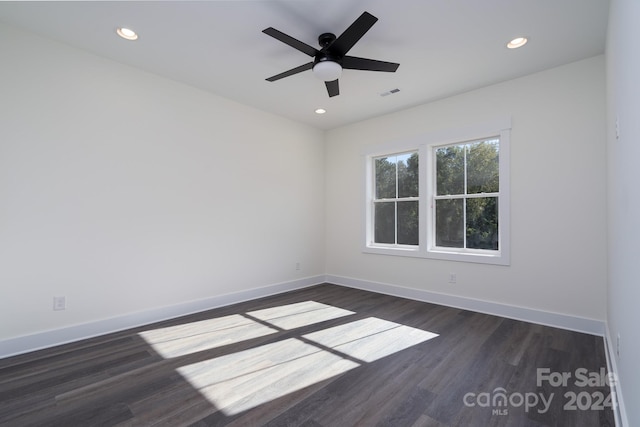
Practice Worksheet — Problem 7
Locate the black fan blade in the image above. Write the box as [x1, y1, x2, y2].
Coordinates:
[266, 62, 313, 82]
[263, 27, 319, 57]
[325, 79, 339, 97]
[328, 11, 378, 57]
[342, 56, 400, 72]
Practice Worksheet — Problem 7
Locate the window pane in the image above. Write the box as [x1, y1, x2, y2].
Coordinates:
[397, 201, 419, 245]
[374, 202, 395, 244]
[436, 146, 464, 195]
[375, 157, 396, 199]
[397, 152, 419, 198]
[467, 139, 499, 194]
[466, 197, 498, 250]
[435, 199, 463, 247]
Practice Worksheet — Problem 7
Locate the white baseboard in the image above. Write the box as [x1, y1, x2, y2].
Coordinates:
[0, 275, 325, 359]
[604, 325, 629, 427]
[1, 274, 608, 359]
[325, 275, 606, 336]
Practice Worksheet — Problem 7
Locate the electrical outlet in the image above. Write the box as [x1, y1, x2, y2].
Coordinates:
[295, 262, 301, 271]
[53, 296, 66, 311]
[449, 273, 457, 284]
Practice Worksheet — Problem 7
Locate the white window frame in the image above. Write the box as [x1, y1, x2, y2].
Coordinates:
[364, 140, 425, 257]
[370, 150, 420, 249]
[363, 118, 511, 265]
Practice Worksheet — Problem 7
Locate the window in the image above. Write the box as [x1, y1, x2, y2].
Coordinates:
[364, 118, 510, 265]
[432, 139, 499, 250]
[372, 152, 419, 247]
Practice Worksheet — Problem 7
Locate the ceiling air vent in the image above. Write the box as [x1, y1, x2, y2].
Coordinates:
[380, 88, 400, 97]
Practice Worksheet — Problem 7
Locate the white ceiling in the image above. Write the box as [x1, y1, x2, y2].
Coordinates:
[0, 0, 609, 130]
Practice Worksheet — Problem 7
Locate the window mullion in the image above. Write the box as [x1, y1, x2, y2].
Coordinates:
[395, 157, 399, 245]
[433, 194, 465, 200]
[463, 198, 467, 249]
[464, 192, 499, 199]
[394, 201, 398, 245]
[464, 144, 468, 196]
[463, 145, 468, 249]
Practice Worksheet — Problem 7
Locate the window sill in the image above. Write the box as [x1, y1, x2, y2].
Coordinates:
[363, 245, 509, 265]
[363, 245, 423, 258]
[425, 248, 509, 266]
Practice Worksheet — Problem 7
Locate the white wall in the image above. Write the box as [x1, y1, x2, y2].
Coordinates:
[606, 0, 640, 424]
[325, 56, 607, 322]
[0, 24, 325, 344]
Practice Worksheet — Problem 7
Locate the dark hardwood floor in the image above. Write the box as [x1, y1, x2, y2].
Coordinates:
[0, 284, 614, 426]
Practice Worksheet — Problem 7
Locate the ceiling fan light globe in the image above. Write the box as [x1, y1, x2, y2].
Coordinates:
[313, 61, 342, 81]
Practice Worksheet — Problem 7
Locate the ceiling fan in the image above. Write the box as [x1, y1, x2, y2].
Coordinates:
[263, 11, 400, 97]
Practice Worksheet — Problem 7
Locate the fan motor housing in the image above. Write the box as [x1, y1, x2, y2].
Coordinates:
[314, 54, 341, 67]
[318, 32, 337, 49]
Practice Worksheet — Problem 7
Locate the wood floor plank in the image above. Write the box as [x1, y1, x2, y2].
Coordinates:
[416, 311, 503, 394]
[409, 413, 450, 427]
[375, 386, 438, 427]
[0, 284, 614, 427]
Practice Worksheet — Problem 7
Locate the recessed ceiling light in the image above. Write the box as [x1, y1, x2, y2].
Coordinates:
[315, 108, 327, 115]
[116, 27, 138, 41]
[507, 37, 528, 49]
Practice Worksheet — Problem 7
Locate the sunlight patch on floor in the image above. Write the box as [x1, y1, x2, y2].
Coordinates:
[303, 317, 439, 363]
[151, 301, 439, 415]
[247, 300, 355, 330]
[138, 314, 278, 358]
[177, 338, 360, 416]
